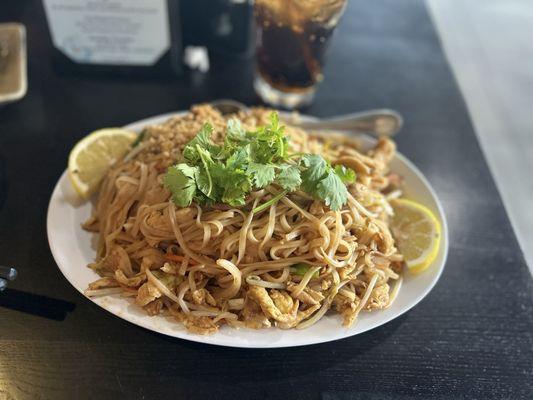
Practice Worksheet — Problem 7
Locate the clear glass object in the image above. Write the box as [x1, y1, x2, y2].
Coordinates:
[253, 0, 347, 109]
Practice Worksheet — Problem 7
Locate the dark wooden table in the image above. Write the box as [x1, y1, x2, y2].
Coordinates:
[1, 1, 532, 399]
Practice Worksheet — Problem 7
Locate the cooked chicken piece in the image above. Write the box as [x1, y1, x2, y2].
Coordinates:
[337, 264, 357, 280]
[88, 276, 118, 290]
[144, 299, 164, 315]
[136, 282, 162, 306]
[175, 313, 218, 335]
[270, 290, 294, 313]
[321, 277, 333, 291]
[114, 270, 146, 287]
[242, 295, 271, 329]
[247, 286, 298, 323]
[192, 288, 217, 306]
[367, 283, 389, 310]
[277, 303, 321, 329]
[341, 302, 358, 327]
[161, 262, 179, 274]
[286, 283, 325, 305]
[99, 246, 133, 277]
[334, 294, 362, 327]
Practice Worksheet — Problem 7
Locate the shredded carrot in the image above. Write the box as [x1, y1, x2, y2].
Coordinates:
[166, 254, 185, 262]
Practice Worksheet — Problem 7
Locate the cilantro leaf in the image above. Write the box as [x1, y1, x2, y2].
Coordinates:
[221, 169, 252, 206]
[248, 162, 276, 188]
[316, 169, 349, 211]
[253, 112, 288, 163]
[300, 156, 352, 210]
[269, 112, 280, 131]
[334, 165, 356, 184]
[193, 189, 215, 205]
[164, 164, 198, 207]
[276, 164, 301, 191]
[195, 145, 215, 197]
[195, 166, 215, 199]
[223, 120, 250, 159]
[300, 154, 327, 192]
[226, 119, 247, 142]
[183, 123, 220, 162]
[226, 145, 251, 170]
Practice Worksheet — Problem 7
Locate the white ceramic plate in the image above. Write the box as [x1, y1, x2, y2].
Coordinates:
[47, 111, 448, 348]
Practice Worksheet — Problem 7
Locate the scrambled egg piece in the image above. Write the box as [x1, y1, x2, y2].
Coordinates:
[136, 282, 162, 306]
[247, 286, 298, 323]
[161, 262, 179, 274]
[367, 283, 389, 310]
[242, 295, 271, 329]
[277, 303, 321, 330]
[103, 246, 133, 276]
[334, 295, 361, 327]
[270, 290, 294, 313]
[192, 288, 217, 306]
[88, 276, 118, 290]
[174, 313, 218, 335]
[114, 270, 146, 287]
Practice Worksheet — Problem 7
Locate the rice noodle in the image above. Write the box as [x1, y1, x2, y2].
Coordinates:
[84, 287, 124, 297]
[215, 259, 242, 299]
[246, 275, 287, 289]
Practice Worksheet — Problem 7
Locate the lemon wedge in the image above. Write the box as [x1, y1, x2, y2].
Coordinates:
[68, 128, 137, 198]
[391, 198, 441, 273]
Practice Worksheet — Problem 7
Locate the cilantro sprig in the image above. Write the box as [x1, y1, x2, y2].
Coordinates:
[164, 112, 356, 211]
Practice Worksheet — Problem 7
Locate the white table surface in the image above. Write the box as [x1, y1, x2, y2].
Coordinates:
[428, 0, 533, 274]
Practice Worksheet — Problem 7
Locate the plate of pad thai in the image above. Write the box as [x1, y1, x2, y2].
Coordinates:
[47, 104, 448, 347]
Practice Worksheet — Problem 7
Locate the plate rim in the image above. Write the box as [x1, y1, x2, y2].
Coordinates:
[46, 110, 449, 348]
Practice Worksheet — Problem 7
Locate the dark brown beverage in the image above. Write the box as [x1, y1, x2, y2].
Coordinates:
[254, 0, 346, 107]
